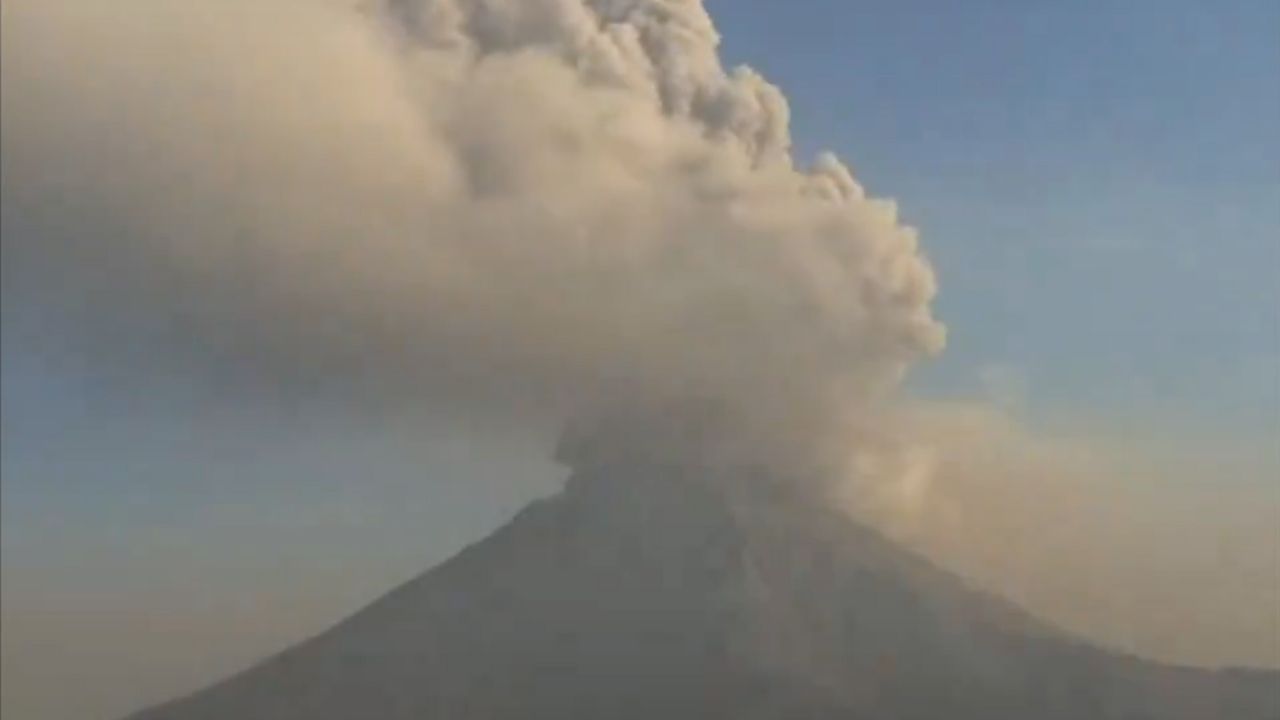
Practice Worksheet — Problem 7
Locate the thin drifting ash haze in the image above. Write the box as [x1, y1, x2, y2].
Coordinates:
[3, 0, 942, 481]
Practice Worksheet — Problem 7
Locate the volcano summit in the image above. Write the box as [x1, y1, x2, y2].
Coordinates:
[126, 425, 1279, 720]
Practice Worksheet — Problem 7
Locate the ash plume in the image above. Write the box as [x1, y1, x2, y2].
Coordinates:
[2, 0, 943, 478]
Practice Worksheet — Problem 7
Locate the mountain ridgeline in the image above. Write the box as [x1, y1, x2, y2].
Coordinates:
[126, 433, 1279, 719]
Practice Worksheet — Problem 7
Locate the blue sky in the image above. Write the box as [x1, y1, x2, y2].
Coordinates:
[712, 0, 1280, 437]
[3, 2, 1278, 718]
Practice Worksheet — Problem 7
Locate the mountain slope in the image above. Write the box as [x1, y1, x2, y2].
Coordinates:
[126, 459, 1279, 719]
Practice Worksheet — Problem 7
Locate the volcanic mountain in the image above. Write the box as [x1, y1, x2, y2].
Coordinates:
[125, 424, 1279, 719]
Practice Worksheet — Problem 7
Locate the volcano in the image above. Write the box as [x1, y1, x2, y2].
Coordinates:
[125, 427, 1279, 720]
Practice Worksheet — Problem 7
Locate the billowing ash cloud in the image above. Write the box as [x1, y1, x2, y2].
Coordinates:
[2, 0, 942, 474]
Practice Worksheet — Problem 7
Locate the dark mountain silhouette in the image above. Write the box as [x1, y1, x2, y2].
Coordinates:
[125, 423, 1279, 720]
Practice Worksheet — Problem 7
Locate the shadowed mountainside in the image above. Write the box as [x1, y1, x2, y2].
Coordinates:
[126, 454, 1279, 719]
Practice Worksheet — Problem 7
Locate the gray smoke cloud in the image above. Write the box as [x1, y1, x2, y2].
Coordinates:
[870, 404, 1280, 669]
[2, 0, 943, 475]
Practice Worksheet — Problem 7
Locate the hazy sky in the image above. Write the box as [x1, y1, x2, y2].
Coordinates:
[3, 2, 1278, 719]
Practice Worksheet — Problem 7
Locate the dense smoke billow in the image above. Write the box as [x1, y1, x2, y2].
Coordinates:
[2, 0, 942, 482]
